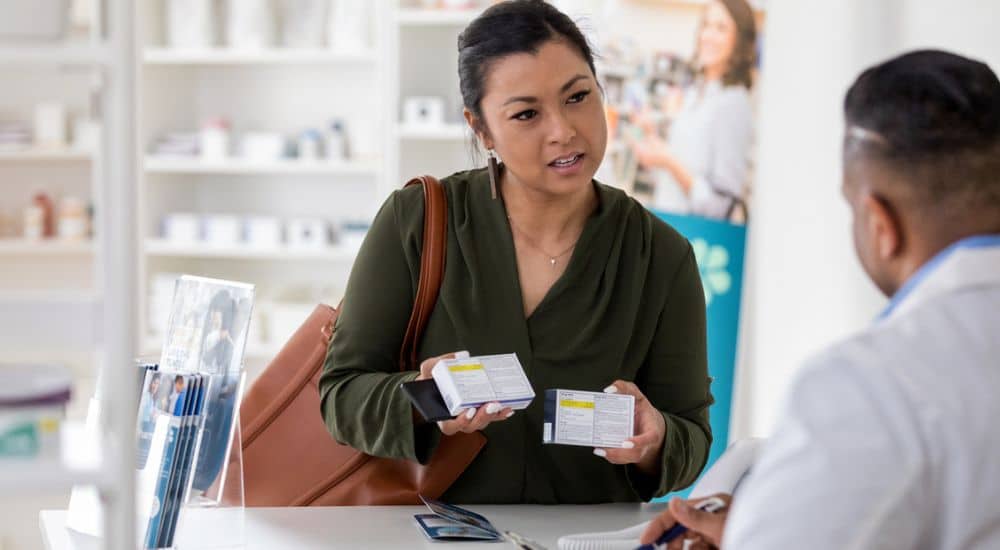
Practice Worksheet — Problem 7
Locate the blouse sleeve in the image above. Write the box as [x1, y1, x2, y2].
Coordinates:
[317, 190, 441, 463]
[627, 243, 713, 499]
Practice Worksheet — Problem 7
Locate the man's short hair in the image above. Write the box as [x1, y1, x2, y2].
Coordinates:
[844, 49, 1000, 211]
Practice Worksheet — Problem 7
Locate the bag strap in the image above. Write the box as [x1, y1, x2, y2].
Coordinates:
[399, 175, 448, 372]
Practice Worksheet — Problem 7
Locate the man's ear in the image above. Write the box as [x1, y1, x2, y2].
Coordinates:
[463, 108, 492, 150]
[862, 192, 904, 261]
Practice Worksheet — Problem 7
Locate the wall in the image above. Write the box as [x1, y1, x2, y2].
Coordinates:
[733, 0, 1000, 439]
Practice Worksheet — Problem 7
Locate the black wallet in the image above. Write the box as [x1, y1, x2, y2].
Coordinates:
[400, 379, 454, 422]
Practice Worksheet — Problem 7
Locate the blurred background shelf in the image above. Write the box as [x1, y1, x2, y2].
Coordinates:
[0, 290, 99, 303]
[0, 240, 95, 256]
[144, 239, 358, 262]
[396, 8, 481, 26]
[0, 422, 105, 494]
[397, 124, 467, 141]
[0, 44, 109, 66]
[0, 149, 93, 163]
[143, 156, 381, 176]
[143, 48, 378, 65]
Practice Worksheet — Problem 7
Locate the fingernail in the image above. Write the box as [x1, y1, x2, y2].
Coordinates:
[603, 385, 618, 394]
[593, 449, 607, 457]
[505, 411, 515, 418]
[455, 350, 471, 360]
[465, 408, 477, 419]
[622, 441, 635, 449]
[485, 403, 501, 415]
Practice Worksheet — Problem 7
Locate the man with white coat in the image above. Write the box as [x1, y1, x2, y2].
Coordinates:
[640, 49, 1000, 549]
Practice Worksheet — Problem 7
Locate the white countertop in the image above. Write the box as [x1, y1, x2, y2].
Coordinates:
[41, 503, 663, 549]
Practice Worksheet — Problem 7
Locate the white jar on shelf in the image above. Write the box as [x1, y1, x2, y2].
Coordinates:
[297, 129, 323, 161]
[34, 102, 67, 149]
[278, 0, 327, 48]
[324, 120, 349, 161]
[57, 197, 89, 241]
[227, 0, 275, 50]
[166, 0, 216, 49]
[200, 117, 230, 160]
[204, 214, 242, 247]
[327, 0, 369, 53]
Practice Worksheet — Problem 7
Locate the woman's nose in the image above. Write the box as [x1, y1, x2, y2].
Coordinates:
[547, 110, 577, 145]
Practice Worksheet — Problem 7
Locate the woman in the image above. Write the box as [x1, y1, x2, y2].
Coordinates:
[320, 0, 712, 504]
[632, 0, 757, 221]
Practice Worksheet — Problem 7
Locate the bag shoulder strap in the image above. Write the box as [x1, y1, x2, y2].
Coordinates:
[399, 175, 447, 372]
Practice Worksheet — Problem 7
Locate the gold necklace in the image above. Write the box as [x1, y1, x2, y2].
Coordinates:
[507, 216, 578, 267]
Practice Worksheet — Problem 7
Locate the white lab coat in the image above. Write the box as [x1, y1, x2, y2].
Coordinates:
[723, 240, 1000, 549]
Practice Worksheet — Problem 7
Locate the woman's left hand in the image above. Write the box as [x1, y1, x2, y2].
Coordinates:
[594, 380, 667, 475]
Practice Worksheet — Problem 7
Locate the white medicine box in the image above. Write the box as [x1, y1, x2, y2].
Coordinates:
[542, 389, 635, 448]
[431, 353, 535, 416]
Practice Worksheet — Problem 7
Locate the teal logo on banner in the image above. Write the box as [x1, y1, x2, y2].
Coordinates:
[653, 211, 747, 501]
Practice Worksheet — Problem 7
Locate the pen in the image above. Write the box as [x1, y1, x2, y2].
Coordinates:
[635, 496, 727, 550]
[505, 530, 548, 550]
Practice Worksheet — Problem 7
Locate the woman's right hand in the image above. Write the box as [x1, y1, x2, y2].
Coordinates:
[415, 351, 515, 436]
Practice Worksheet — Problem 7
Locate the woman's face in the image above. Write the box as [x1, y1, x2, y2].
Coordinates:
[469, 39, 607, 198]
[697, 1, 738, 75]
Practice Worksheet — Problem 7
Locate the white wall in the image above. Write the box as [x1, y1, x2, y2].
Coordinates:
[732, 0, 1000, 439]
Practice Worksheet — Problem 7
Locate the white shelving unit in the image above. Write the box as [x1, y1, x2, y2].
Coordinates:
[144, 156, 380, 175]
[389, 2, 488, 193]
[136, 1, 390, 368]
[0, 239, 95, 255]
[397, 123, 468, 141]
[145, 238, 357, 262]
[0, 1, 138, 549]
[143, 48, 378, 65]
[396, 8, 481, 26]
[0, 149, 92, 162]
[0, 44, 110, 66]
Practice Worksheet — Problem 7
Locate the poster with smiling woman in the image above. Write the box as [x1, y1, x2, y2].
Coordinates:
[557, 0, 766, 497]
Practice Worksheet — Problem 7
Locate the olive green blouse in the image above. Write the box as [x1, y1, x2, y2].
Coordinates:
[319, 168, 712, 504]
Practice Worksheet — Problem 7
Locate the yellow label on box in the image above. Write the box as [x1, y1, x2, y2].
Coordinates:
[559, 400, 596, 409]
[449, 363, 485, 372]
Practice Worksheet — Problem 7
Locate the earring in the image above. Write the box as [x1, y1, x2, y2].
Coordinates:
[487, 148, 499, 199]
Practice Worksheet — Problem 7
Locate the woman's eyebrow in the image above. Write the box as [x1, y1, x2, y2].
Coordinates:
[501, 74, 591, 106]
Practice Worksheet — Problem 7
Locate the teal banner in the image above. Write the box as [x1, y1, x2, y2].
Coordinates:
[653, 211, 747, 501]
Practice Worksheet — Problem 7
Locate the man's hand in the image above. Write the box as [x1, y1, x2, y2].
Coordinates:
[639, 494, 733, 549]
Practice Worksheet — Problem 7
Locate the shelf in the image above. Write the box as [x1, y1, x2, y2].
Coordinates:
[0, 149, 93, 163]
[145, 239, 358, 262]
[0, 290, 100, 304]
[0, 239, 95, 256]
[0, 422, 104, 494]
[623, 0, 765, 11]
[143, 337, 280, 360]
[397, 8, 482, 26]
[144, 156, 380, 176]
[143, 48, 378, 65]
[397, 124, 468, 141]
[0, 44, 110, 66]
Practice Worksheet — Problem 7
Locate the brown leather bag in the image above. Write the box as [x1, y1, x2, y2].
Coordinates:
[227, 176, 485, 506]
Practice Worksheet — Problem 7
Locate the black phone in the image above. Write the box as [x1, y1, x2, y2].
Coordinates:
[400, 379, 454, 422]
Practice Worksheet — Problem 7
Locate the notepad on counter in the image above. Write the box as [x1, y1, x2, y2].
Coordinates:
[543, 389, 635, 448]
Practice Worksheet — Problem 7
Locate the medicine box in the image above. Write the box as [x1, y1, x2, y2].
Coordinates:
[431, 353, 535, 416]
[542, 389, 635, 448]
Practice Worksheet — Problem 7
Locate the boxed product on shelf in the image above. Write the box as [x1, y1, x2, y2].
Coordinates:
[0, 363, 72, 459]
